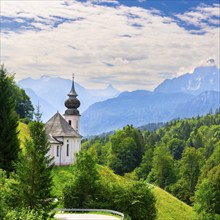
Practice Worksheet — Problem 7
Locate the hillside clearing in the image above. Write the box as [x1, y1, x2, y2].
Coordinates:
[154, 186, 197, 220]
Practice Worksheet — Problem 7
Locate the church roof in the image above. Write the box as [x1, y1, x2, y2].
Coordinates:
[45, 112, 81, 138]
[47, 134, 63, 144]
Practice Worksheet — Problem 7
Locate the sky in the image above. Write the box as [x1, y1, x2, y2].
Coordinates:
[1, 0, 220, 91]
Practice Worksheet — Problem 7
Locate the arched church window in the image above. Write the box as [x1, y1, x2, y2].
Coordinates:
[57, 146, 59, 157]
[67, 144, 69, 156]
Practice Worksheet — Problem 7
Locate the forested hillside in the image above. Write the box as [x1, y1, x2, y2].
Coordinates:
[82, 111, 220, 219]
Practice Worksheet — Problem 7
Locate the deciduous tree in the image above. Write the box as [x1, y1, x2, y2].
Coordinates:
[148, 145, 176, 188]
[194, 164, 220, 219]
[63, 150, 99, 208]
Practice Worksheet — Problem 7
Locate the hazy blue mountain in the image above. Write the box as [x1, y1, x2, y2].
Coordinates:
[18, 76, 120, 121]
[172, 91, 220, 118]
[81, 89, 220, 136]
[81, 91, 194, 136]
[24, 88, 57, 122]
[154, 65, 220, 95]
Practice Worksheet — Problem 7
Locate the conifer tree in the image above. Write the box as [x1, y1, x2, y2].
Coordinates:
[0, 65, 20, 172]
[13, 108, 54, 218]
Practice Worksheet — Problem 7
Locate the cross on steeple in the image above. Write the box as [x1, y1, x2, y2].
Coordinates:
[68, 73, 77, 97]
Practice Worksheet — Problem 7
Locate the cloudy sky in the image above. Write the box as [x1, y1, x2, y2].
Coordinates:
[1, 0, 219, 91]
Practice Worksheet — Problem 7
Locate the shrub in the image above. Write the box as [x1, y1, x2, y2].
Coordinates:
[4, 208, 44, 220]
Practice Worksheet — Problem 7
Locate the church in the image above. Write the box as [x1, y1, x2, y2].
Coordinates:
[45, 75, 82, 165]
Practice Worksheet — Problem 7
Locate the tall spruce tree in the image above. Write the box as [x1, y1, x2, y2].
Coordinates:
[13, 109, 54, 218]
[0, 65, 20, 172]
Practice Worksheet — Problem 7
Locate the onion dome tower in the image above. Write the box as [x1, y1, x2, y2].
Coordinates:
[64, 74, 81, 133]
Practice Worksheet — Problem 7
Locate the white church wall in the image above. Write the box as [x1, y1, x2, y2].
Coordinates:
[48, 143, 62, 166]
[48, 137, 81, 166]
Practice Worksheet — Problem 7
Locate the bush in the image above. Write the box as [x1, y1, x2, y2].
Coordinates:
[4, 208, 44, 220]
[63, 151, 157, 220]
[95, 177, 157, 220]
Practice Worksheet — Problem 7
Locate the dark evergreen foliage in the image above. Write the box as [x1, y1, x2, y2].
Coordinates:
[0, 65, 20, 173]
[14, 87, 34, 120]
[12, 110, 54, 218]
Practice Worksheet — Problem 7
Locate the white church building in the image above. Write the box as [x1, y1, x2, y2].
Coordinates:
[45, 75, 82, 165]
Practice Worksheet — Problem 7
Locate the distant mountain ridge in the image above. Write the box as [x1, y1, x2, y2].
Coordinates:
[81, 91, 194, 135]
[18, 76, 120, 122]
[154, 65, 219, 94]
[81, 65, 220, 135]
[172, 91, 220, 118]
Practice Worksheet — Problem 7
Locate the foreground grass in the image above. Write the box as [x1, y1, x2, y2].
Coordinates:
[52, 165, 197, 220]
[153, 186, 197, 220]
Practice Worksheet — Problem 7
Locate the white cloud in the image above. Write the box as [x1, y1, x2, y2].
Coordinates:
[87, 0, 119, 4]
[176, 4, 220, 28]
[1, 1, 219, 91]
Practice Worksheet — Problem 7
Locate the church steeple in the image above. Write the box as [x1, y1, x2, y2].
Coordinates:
[64, 73, 81, 133]
[68, 73, 78, 97]
[64, 74, 80, 116]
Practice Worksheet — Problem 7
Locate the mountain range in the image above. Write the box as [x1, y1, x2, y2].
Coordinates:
[81, 65, 220, 135]
[18, 76, 120, 122]
[18, 65, 220, 136]
[154, 65, 219, 94]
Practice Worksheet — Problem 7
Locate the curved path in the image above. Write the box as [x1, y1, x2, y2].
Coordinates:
[55, 213, 120, 220]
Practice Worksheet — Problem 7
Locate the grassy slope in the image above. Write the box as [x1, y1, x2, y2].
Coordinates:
[52, 165, 197, 220]
[154, 186, 196, 220]
[17, 122, 30, 149]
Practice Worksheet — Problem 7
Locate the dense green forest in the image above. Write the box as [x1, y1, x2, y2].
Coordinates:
[82, 111, 220, 219]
